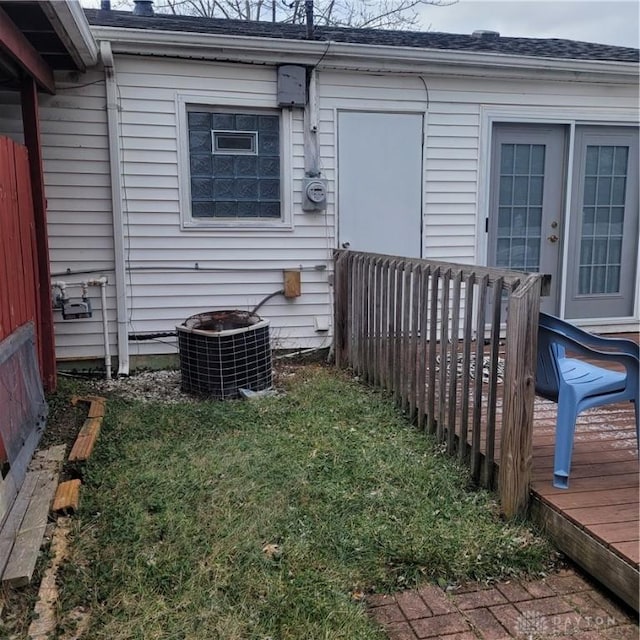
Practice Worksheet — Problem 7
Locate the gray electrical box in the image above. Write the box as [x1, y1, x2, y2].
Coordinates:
[302, 177, 327, 212]
[277, 65, 306, 107]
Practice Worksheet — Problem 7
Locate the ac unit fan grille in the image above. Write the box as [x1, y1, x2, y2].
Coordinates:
[177, 311, 272, 399]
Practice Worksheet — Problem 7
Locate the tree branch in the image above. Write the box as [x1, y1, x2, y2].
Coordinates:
[116, 0, 457, 28]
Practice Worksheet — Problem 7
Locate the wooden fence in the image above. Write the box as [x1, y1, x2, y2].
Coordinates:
[333, 250, 543, 517]
[0, 137, 39, 347]
[0, 137, 47, 531]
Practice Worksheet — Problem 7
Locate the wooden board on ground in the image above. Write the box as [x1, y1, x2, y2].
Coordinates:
[2, 445, 65, 587]
[71, 395, 106, 418]
[53, 479, 81, 514]
[0, 472, 39, 576]
[68, 417, 102, 462]
[0, 424, 46, 538]
[0, 446, 66, 576]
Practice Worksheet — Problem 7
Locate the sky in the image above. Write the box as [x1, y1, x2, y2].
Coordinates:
[418, 0, 640, 48]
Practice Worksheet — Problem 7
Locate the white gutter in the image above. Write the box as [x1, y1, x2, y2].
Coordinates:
[101, 40, 130, 376]
[89, 25, 639, 81]
[39, 1, 99, 70]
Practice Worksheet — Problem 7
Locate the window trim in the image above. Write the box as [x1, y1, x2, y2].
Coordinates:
[177, 94, 293, 230]
[212, 130, 258, 155]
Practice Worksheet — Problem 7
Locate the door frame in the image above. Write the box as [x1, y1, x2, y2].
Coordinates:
[334, 107, 427, 258]
[479, 106, 640, 328]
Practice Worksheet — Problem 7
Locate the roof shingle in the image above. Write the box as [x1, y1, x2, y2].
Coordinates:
[85, 9, 639, 63]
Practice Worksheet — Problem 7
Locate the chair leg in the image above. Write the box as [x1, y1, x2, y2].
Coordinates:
[634, 400, 639, 454]
[554, 395, 579, 489]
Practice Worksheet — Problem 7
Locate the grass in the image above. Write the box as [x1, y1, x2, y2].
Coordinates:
[58, 365, 552, 639]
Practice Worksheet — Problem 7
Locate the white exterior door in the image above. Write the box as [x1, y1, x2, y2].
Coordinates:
[338, 111, 423, 258]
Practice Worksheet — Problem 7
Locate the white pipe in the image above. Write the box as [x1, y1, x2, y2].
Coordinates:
[88, 277, 112, 380]
[86, 277, 108, 286]
[51, 281, 69, 302]
[51, 277, 112, 379]
[101, 41, 130, 376]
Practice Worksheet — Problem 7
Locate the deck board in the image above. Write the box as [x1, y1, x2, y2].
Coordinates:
[589, 521, 639, 544]
[563, 502, 638, 526]
[532, 460, 639, 479]
[530, 472, 639, 494]
[612, 541, 640, 564]
[545, 487, 638, 509]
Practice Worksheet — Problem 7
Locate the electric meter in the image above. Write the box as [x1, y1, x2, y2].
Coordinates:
[302, 178, 328, 211]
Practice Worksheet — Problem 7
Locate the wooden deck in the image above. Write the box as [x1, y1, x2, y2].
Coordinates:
[525, 331, 639, 612]
[456, 331, 639, 611]
[528, 395, 638, 612]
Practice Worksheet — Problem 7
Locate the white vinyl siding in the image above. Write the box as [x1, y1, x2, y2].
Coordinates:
[1, 52, 637, 363]
[111, 56, 332, 355]
[321, 71, 637, 265]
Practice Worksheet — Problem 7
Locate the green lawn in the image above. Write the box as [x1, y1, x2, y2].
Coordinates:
[57, 365, 552, 639]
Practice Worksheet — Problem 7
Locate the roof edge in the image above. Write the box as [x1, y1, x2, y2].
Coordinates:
[40, 0, 99, 69]
[90, 25, 640, 80]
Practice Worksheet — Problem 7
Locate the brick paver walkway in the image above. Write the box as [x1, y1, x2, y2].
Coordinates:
[367, 568, 638, 639]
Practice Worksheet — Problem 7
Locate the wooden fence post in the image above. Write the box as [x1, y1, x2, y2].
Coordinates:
[333, 250, 348, 368]
[499, 275, 542, 518]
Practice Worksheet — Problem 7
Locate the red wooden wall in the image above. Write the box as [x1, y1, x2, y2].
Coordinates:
[0, 136, 40, 358]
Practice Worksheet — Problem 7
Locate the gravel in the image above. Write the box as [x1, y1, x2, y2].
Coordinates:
[92, 368, 287, 404]
[81, 345, 328, 404]
[93, 370, 197, 404]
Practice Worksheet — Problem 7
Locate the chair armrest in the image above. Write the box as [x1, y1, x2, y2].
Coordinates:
[550, 331, 639, 380]
[564, 332, 638, 360]
[539, 313, 639, 360]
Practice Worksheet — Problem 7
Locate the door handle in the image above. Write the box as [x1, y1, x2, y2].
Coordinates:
[548, 235, 559, 243]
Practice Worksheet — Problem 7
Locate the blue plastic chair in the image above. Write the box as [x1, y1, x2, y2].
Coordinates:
[535, 312, 639, 489]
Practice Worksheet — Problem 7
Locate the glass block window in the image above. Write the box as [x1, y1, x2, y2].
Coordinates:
[496, 143, 545, 272]
[578, 146, 628, 295]
[188, 110, 281, 220]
